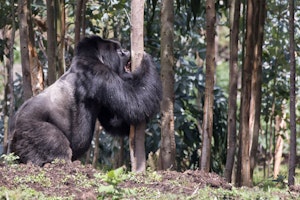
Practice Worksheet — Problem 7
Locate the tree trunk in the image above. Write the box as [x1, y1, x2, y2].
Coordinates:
[129, 0, 146, 172]
[200, 0, 216, 172]
[3, 1, 16, 154]
[114, 137, 125, 169]
[159, 0, 176, 170]
[56, 0, 66, 77]
[288, 0, 296, 186]
[18, 0, 33, 100]
[74, 0, 84, 46]
[28, 0, 44, 95]
[46, 0, 57, 85]
[92, 121, 101, 168]
[81, 0, 87, 38]
[129, 123, 146, 172]
[224, 0, 240, 183]
[249, 0, 266, 179]
[273, 115, 285, 179]
[237, 0, 255, 187]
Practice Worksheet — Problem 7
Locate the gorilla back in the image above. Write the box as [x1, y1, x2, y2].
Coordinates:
[10, 36, 162, 166]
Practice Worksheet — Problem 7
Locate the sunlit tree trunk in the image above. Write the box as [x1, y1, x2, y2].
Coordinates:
[249, 0, 266, 179]
[225, 0, 240, 183]
[273, 114, 286, 179]
[200, 0, 216, 172]
[46, 0, 57, 85]
[18, 0, 33, 100]
[288, 0, 296, 186]
[130, 0, 146, 172]
[28, 0, 44, 95]
[237, 0, 255, 187]
[159, 0, 176, 170]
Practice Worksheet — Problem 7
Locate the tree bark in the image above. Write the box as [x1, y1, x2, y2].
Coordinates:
[273, 115, 285, 179]
[3, 1, 16, 154]
[159, 0, 176, 170]
[28, 0, 44, 95]
[288, 0, 296, 186]
[56, 0, 66, 77]
[249, 0, 266, 179]
[74, 0, 84, 46]
[130, 0, 146, 172]
[46, 0, 57, 85]
[92, 121, 101, 168]
[18, 0, 33, 100]
[237, 0, 255, 187]
[200, 0, 216, 172]
[224, 0, 240, 183]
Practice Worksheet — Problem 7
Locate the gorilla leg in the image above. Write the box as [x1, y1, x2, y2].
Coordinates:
[11, 121, 72, 166]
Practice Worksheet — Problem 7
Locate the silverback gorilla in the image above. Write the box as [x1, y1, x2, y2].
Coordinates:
[10, 35, 162, 166]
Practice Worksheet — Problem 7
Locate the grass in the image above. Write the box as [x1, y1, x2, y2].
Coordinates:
[253, 164, 300, 189]
[0, 162, 299, 200]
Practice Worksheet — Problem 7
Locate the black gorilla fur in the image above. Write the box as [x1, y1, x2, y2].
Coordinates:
[10, 36, 162, 166]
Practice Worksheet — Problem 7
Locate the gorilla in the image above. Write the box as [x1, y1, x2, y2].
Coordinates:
[10, 35, 162, 166]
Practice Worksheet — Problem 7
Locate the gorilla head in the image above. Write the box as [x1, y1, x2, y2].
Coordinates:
[10, 35, 162, 166]
[75, 36, 131, 75]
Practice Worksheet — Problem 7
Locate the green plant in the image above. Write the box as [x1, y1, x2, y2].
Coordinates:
[1, 153, 19, 165]
[96, 166, 133, 199]
[13, 171, 52, 188]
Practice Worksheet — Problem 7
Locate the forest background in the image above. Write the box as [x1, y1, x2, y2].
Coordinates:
[0, 0, 299, 189]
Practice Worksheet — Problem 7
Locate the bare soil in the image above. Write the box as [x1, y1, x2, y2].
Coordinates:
[0, 161, 298, 199]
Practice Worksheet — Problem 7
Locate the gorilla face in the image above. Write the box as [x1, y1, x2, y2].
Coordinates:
[76, 36, 131, 76]
[117, 48, 131, 74]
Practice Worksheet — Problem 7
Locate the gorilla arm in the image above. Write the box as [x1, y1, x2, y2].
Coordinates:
[101, 53, 162, 125]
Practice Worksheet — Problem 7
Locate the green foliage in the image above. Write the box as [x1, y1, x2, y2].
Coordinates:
[0, 187, 52, 200]
[0, 153, 19, 165]
[0, 1, 12, 62]
[259, 0, 298, 158]
[173, 57, 228, 172]
[96, 166, 133, 200]
[84, 1, 130, 46]
[14, 171, 52, 188]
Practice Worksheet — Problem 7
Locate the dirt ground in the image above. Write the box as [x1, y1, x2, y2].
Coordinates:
[0, 161, 299, 199]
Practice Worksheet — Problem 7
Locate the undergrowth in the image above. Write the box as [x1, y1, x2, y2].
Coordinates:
[0, 158, 298, 200]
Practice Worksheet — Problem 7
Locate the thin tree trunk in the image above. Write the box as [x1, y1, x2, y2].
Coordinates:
[159, 0, 176, 170]
[273, 115, 284, 179]
[114, 137, 124, 168]
[288, 0, 296, 186]
[224, 0, 240, 183]
[74, 0, 84, 46]
[267, 102, 275, 178]
[130, 0, 146, 172]
[92, 122, 101, 168]
[28, 0, 44, 95]
[249, 0, 266, 179]
[237, 0, 254, 187]
[200, 0, 216, 172]
[46, 0, 57, 84]
[236, 0, 247, 185]
[56, 0, 65, 77]
[81, 0, 87, 38]
[3, 1, 16, 154]
[18, 0, 33, 100]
